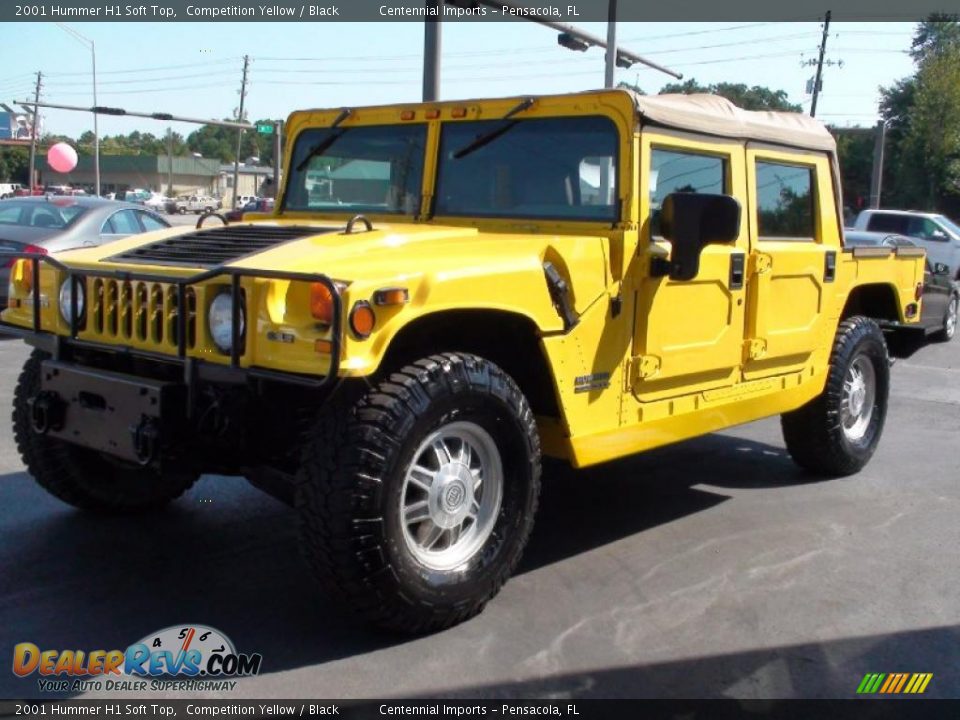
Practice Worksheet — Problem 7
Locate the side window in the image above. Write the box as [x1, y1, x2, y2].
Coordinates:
[649, 148, 726, 237]
[105, 210, 141, 235]
[755, 161, 816, 240]
[137, 212, 168, 231]
[907, 216, 944, 240]
[868, 213, 908, 234]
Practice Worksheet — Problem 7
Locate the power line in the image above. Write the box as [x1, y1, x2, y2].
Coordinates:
[43, 58, 242, 77]
[44, 69, 240, 88]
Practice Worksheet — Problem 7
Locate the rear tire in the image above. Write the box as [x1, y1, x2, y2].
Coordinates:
[12, 351, 198, 512]
[781, 317, 890, 477]
[296, 352, 541, 634]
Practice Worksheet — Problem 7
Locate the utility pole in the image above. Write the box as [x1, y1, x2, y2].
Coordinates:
[869, 120, 886, 209]
[232, 54, 250, 209]
[273, 119, 283, 200]
[810, 10, 831, 118]
[166, 127, 174, 197]
[28, 72, 42, 190]
[423, 0, 441, 102]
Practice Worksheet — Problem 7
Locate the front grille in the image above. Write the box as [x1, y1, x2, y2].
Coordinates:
[106, 225, 337, 268]
[90, 278, 197, 350]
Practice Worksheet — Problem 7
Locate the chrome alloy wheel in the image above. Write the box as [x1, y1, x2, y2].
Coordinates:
[399, 421, 503, 571]
[841, 354, 877, 442]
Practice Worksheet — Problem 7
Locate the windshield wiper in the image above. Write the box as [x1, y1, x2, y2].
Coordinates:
[451, 97, 535, 160]
[295, 108, 352, 171]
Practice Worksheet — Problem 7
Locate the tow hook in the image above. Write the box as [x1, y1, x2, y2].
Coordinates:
[130, 417, 160, 465]
[28, 391, 65, 435]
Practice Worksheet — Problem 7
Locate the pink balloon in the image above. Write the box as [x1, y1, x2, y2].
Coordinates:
[47, 142, 78, 173]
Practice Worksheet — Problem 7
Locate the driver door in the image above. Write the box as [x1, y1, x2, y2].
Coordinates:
[632, 131, 748, 402]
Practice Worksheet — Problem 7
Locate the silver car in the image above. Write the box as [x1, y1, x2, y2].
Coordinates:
[0, 196, 170, 307]
[853, 209, 960, 280]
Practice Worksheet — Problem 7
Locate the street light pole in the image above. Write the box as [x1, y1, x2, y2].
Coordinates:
[56, 24, 99, 196]
[604, 0, 617, 89]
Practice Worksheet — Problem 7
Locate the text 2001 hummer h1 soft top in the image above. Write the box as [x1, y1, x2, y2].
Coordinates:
[2, 90, 925, 632]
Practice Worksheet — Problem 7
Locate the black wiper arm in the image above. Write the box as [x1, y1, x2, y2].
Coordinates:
[295, 108, 352, 171]
[451, 97, 535, 160]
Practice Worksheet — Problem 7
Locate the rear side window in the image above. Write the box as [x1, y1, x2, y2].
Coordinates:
[649, 148, 727, 237]
[756, 161, 816, 239]
[866, 213, 909, 234]
[104, 210, 141, 235]
[138, 212, 168, 231]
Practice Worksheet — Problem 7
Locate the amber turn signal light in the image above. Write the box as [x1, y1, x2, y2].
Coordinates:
[314, 339, 333, 354]
[372, 287, 409, 306]
[349, 301, 375, 338]
[310, 282, 347, 324]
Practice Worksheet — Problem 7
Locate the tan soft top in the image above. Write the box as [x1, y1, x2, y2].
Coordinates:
[625, 91, 836, 154]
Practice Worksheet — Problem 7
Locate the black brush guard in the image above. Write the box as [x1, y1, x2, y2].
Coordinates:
[0, 252, 343, 391]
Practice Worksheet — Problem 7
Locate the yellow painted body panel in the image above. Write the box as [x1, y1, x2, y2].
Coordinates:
[1, 89, 925, 469]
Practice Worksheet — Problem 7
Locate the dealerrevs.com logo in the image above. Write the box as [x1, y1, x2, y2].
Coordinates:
[13, 624, 263, 693]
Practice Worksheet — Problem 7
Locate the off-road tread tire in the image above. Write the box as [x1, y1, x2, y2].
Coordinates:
[296, 352, 541, 634]
[781, 316, 890, 478]
[12, 350, 197, 512]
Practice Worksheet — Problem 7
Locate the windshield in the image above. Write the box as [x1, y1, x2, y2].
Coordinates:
[935, 215, 960, 238]
[285, 123, 427, 215]
[435, 115, 619, 221]
[0, 201, 88, 229]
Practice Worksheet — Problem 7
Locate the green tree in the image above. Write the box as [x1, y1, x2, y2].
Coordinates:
[659, 79, 801, 112]
[910, 14, 960, 61]
[832, 127, 876, 212]
[0, 146, 30, 184]
[907, 49, 960, 207]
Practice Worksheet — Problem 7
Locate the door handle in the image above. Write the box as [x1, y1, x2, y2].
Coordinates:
[729, 253, 746, 290]
[824, 250, 837, 283]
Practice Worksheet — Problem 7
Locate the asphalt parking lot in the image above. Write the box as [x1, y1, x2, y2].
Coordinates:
[0, 333, 957, 700]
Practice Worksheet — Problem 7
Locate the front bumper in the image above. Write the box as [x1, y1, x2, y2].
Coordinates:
[0, 251, 344, 390]
[30, 359, 184, 464]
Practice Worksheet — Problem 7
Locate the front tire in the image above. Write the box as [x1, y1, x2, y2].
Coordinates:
[12, 351, 198, 512]
[296, 353, 541, 633]
[781, 317, 890, 477]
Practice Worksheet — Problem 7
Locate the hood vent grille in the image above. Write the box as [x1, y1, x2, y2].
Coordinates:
[106, 224, 340, 267]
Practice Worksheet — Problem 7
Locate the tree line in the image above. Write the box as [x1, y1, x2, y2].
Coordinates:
[0, 117, 281, 187]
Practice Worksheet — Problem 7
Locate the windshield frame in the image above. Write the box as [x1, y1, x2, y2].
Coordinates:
[934, 214, 960, 239]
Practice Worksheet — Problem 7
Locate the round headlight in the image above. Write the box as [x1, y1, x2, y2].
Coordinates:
[58, 278, 85, 324]
[208, 291, 243, 353]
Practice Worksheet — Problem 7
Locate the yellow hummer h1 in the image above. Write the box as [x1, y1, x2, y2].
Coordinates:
[3, 90, 925, 632]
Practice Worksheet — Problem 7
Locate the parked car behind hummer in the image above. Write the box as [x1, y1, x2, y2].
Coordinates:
[854, 208, 960, 279]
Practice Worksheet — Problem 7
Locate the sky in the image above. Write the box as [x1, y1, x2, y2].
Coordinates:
[0, 20, 916, 141]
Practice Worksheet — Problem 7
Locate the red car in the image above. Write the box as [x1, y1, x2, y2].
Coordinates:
[224, 197, 274, 222]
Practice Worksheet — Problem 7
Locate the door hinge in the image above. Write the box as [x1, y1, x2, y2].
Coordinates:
[744, 338, 767, 360]
[750, 253, 773, 275]
[630, 354, 661, 380]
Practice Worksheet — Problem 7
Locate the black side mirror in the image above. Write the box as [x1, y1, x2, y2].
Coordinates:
[659, 193, 741, 281]
[934, 262, 951, 275]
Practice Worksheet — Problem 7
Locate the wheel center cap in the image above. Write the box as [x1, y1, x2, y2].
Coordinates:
[430, 463, 474, 528]
[850, 381, 865, 416]
[442, 481, 466, 512]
